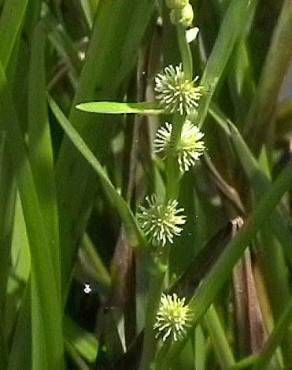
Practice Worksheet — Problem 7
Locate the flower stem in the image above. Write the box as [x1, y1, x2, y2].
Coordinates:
[176, 25, 193, 81]
[166, 114, 185, 200]
[138, 252, 168, 370]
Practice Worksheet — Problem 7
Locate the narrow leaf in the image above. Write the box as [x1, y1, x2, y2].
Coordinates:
[195, 0, 257, 128]
[76, 101, 163, 115]
[0, 62, 64, 370]
[0, 0, 29, 69]
[49, 97, 146, 249]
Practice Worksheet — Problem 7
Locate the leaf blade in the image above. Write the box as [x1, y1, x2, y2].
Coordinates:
[76, 101, 163, 115]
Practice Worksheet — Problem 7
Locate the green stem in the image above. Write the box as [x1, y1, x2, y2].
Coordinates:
[140, 23, 193, 370]
[204, 305, 235, 368]
[194, 325, 206, 370]
[253, 296, 292, 370]
[138, 254, 168, 370]
[176, 25, 192, 80]
[227, 354, 259, 370]
[166, 114, 184, 200]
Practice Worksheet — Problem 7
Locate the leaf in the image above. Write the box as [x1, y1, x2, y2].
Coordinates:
[210, 105, 292, 267]
[0, 62, 64, 370]
[195, 0, 257, 128]
[253, 296, 292, 370]
[49, 96, 146, 250]
[76, 101, 163, 115]
[0, 0, 29, 69]
[55, 0, 156, 292]
[28, 22, 61, 298]
[64, 316, 98, 364]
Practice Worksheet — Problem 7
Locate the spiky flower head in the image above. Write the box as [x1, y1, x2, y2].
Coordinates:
[154, 293, 192, 342]
[137, 196, 186, 247]
[154, 64, 203, 115]
[154, 120, 205, 172]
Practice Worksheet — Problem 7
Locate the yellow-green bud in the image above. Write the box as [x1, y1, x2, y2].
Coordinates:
[170, 3, 194, 27]
[166, 0, 189, 9]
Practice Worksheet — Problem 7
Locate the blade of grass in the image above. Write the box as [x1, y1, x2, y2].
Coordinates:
[214, 0, 256, 124]
[194, 326, 206, 370]
[64, 316, 98, 364]
[0, 134, 16, 322]
[4, 193, 30, 340]
[0, 0, 29, 69]
[253, 296, 292, 370]
[43, 11, 81, 77]
[227, 354, 259, 370]
[28, 21, 61, 301]
[196, 0, 257, 128]
[7, 287, 32, 370]
[210, 105, 292, 364]
[204, 305, 235, 369]
[0, 62, 64, 370]
[55, 0, 155, 295]
[245, 0, 292, 152]
[49, 96, 146, 249]
[76, 101, 163, 115]
[156, 162, 292, 369]
[210, 106, 292, 267]
[64, 341, 90, 370]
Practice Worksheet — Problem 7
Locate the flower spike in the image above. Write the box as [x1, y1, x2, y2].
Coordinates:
[154, 120, 205, 172]
[154, 64, 203, 115]
[154, 293, 192, 342]
[137, 195, 186, 247]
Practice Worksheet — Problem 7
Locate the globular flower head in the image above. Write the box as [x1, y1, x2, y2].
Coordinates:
[154, 64, 203, 115]
[154, 293, 192, 342]
[154, 120, 205, 172]
[137, 196, 186, 247]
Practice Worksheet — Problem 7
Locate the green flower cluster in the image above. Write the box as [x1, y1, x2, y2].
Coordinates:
[166, 0, 194, 27]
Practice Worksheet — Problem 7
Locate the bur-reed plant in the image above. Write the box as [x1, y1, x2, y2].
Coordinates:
[1, 0, 292, 370]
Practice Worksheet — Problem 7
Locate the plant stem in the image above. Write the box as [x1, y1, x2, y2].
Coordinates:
[140, 22, 193, 370]
[227, 354, 259, 370]
[176, 25, 192, 80]
[138, 253, 168, 370]
[204, 305, 235, 368]
[253, 296, 292, 370]
[166, 114, 184, 200]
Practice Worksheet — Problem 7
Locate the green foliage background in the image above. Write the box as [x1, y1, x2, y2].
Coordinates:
[0, 0, 292, 369]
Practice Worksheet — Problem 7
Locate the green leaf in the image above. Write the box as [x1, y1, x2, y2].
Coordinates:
[245, 0, 292, 151]
[64, 316, 98, 364]
[253, 296, 292, 370]
[0, 0, 29, 69]
[210, 105, 292, 267]
[28, 22, 61, 300]
[49, 96, 146, 250]
[55, 0, 156, 294]
[5, 194, 30, 341]
[195, 0, 257, 128]
[0, 62, 64, 370]
[76, 101, 163, 115]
